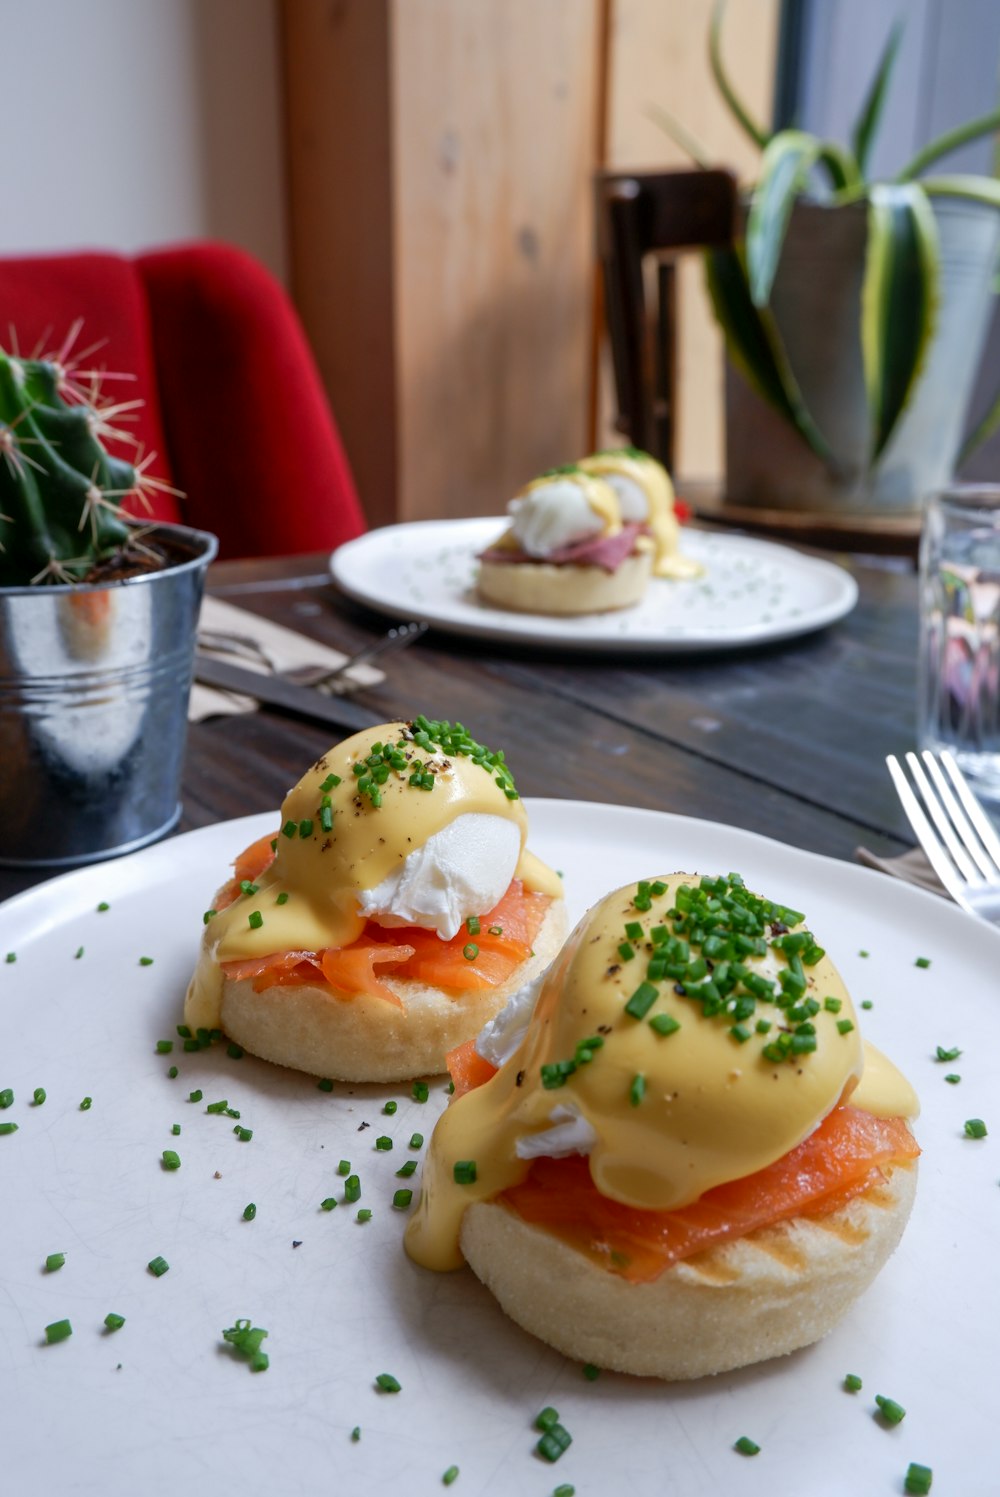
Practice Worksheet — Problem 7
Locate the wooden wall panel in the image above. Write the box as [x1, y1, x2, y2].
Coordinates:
[281, 0, 398, 529]
[603, 0, 781, 482]
[391, 0, 601, 521]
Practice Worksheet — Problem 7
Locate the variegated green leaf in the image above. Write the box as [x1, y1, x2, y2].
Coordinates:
[850, 22, 903, 177]
[709, 0, 769, 151]
[920, 174, 1000, 210]
[747, 131, 862, 306]
[705, 246, 834, 463]
[861, 183, 940, 459]
[896, 107, 1000, 182]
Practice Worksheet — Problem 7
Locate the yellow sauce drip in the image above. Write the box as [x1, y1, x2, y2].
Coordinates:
[518, 470, 622, 537]
[184, 721, 560, 1031]
[405, 873, 917, 1271]
[579, 450, 702, 579]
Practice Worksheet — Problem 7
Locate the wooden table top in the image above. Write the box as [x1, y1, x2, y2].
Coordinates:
[0, 546, 920, 904]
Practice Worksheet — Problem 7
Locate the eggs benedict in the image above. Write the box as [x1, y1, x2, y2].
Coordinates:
[476, 465, 654, 614]
[578, 448, 702, 580]
[184, 717, 567, 1082]
[405, 872, 919, 1378]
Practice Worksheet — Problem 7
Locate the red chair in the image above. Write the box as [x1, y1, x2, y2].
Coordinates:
[0, 242, 365, 559]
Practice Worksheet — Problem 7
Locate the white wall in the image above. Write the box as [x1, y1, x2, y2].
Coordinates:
[0, 0, 287, 282]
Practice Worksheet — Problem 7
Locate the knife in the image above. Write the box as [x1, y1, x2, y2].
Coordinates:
[193, 652, 383, 733]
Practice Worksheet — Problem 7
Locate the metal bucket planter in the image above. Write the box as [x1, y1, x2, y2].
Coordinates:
[0, 523, 217, 867]
[725, 198, 1000, 516]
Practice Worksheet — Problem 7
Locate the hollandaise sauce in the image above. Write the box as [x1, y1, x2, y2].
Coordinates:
[405, 872, 918, 1271]
[185, 717, 562, 1031]
[580, 449, 702, 580]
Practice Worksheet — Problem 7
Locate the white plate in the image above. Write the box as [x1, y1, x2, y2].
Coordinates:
[1, 801, 996, 1497]
[330, 518, 858, 653]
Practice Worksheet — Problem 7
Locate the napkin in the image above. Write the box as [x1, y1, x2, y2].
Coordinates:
[190, 596, 385, 722]
[853, 844, 947, 898]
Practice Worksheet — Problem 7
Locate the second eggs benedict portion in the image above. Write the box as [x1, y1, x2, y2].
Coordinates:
[406, 873, 919, 1378]
[184, 717, 566, 1082]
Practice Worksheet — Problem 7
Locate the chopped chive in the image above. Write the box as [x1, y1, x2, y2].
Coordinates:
[79, 1097, 92, 1111]
[629, 1073, 646, 1106]
[536, 1424, 572, 1462]
[247, 911, 263, 930]
[45, 1319, 72, 1344]
[243, 1203, 257, 1221]
[74, 946, 84, 959]
[375, 1373, 401, 1393]
[442, 1467, 459, 1487]
[320, 806, 334, 833]
[298, 819, 314, 838]
[350, 1426, 360, 1442]
[582, 1363, 600, 1381]
[553, 1488, 576, 1497]
[875, 1395, 906, 1425]
[345, 1174, 361, 1202]
[467, 916, 481, 936]
[409, 1133, 424, 1150]
[227, 1043, 244, 1059]
[275, 891, 289, 906]
[944, 1073, 961, 1084]
[282, 820, 297, 839]
[337, 1159, 351, 1175]
[625, 981, 658, 1020]
[734, 1436, 760, 1456]
[375, 1136, 393, 1151]
[462, 943, 479, 961]
[964, 1118, 987, 1138]
[356, 1209, 372, 1223]
[147, 1255, 170, 1277]
[155, 1040, 173, 1054]
[649, 1013, 681, 1036]
[823, 996, 842, 1013]
[412, 1082, 429, 1103]
[915, 956, 931, 969]
[0, 1088, 12, 1108]
[45, 1252, 66, 1272]
[618, 941, 635, 962]
[904, 1463, 933, 1495]
[396, 1160, 417, 1178]
[844, 1373, 862, 1392]
[0, 1122, 18, 1135]
[392, 1189, 413, 1210]
[624, 921, 644, 941]
[234, 1126, 253, 1141]
[935, 1045, 961, 1062]
[453, 1160, 477, 1184]
[837, 1019, 855, 1035]
[139, 956, 154, 966]
[161, 1150, 181, 1170]
[205, 1099, 229, 1114]
[862, 999, 874, 1009]
[383, 1100, 398, 1115]
[859, 949, 869, 958]
[32, 1087, 46, 1106]
[320, 1197, 337, 1211]
[104, 1312, 125, 1332]
[202, 909, 217, 925]
[317, 1078, 334, 1092]
[535, 1407, 560, 1432]
[171, 1123, 181, 1136]
[97, 902, 109, 912]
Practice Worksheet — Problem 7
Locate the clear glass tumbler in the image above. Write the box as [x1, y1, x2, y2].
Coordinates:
[918, 484, 1000, 798]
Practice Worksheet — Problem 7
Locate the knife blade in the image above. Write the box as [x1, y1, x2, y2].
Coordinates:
[193, 652, 383, 733]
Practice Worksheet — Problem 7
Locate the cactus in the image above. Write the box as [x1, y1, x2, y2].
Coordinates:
[0, 332, 163, 587]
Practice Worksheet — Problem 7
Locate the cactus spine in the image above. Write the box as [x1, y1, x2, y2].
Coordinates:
[0, 338, 150, 587]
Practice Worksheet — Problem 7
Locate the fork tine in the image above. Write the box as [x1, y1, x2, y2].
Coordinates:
[886, 755, 975, 913]
[938, 751, 1000, 875]
[903, 752, 981, 884]
[920, 752, 997, 881]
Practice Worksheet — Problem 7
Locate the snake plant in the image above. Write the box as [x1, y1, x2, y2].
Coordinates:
[658, 2, 1000, 472]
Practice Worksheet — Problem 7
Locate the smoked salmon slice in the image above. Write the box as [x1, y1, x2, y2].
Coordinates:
[216, 833, 278, 910]
[501, 1105, 919, 1283]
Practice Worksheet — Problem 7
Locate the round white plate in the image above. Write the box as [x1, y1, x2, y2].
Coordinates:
[1, 801, 996, 1497]
[330, 518, 858, 653]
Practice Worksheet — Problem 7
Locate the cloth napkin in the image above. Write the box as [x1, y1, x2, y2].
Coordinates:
[190, 596, 385, 722]
[853, 844, 947, 898]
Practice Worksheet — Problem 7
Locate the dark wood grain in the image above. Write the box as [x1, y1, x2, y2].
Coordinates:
[0, 549, 919, 905]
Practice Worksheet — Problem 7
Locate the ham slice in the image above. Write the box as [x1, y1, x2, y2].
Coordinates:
[480, 521, 647, 574]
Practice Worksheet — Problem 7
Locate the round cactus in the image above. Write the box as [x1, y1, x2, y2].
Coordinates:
[0, 332, 166, 587]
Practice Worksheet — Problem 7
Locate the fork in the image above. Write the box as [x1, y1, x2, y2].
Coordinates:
[886, 749, 1000, 925]
[285, 622, 428, 688]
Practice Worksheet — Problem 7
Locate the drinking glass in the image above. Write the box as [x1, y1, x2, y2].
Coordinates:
[918, 484, 1000, 798]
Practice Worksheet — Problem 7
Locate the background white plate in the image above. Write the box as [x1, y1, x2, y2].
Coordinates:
[330, 519, 858, 653]
[1, 801, 996, 1496]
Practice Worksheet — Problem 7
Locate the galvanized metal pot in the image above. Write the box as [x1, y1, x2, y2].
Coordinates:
[725, 198, 1000, 515]
[0, 524, 217, 867]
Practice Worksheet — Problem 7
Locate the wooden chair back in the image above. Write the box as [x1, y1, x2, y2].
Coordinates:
[595, 169, 738, 470]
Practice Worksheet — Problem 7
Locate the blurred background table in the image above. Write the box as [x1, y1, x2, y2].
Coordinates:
[0, 547, 920, 904]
